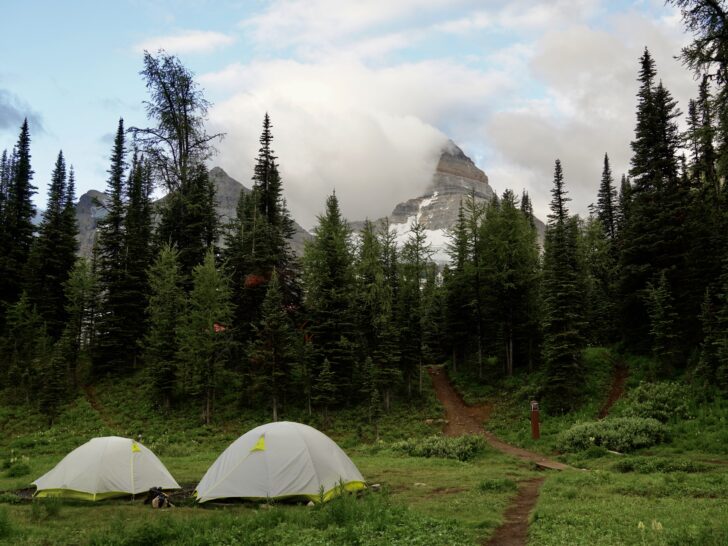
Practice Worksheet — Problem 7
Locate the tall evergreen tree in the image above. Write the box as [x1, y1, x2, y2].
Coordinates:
[303, 192, 356, 402]
[0, 120, 36, 322]
[25, 151, 78, 338]
[596, 154, 618, 240]
[178, 251, 233, 424]
[94, 119, 129, 375]
[542, 160, 585, 412]
[248, 270, 298, 421]
[145, 245, 186, 409]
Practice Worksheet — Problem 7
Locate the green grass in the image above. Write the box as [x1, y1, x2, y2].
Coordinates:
[3, 351, 728, 544]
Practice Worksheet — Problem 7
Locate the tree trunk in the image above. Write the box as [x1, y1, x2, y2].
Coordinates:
[452, 348, 457, 374]
[384, 389, 391, 412]
[272, 394, 278, 422]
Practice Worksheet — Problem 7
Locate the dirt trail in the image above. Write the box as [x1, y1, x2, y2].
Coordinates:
[427, 368, 568, 471]
[598, 362, 628, 419]
[485, 477, 545, 546]
[427, 367, 565, 546]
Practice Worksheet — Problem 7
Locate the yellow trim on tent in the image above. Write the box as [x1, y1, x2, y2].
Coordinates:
[131, 442, 141, 453]
[195, 480, 367, 504]
[34, 489, 132, 501]
[250, 435, 266, 452]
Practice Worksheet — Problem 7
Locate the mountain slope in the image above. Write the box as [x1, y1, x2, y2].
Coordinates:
[74, 168, 312, 257]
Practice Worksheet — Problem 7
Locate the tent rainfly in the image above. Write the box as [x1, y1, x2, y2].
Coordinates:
[195, 421, 366, 503]
[32, 436, 180, 500]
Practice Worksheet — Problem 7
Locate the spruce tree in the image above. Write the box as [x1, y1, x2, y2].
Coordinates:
[444, 203, 472, 372]
[542, 160, 585, 412]
[596, 154, 618, 240]
[248, 270, 298, 421]
[0, 120, 36, 321]
[303, 192, 356, 402]
[644, 271, 679, 374]
[94, 119, 129, 375]
[145, 245, 186, 409]
[25, 151, 78, 338]
[177, 250, 233, 424]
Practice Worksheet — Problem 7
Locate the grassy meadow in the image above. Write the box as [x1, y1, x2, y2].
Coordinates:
[2, 348, 728, 544]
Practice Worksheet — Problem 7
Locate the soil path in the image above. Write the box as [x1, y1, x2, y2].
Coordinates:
[484, 477, 545, 546]
[597, 361, 628, 419]
[427, 368, 568, 470]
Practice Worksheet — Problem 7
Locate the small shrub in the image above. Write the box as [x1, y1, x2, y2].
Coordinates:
[5, 462, 31, 477]
[612, 457, 709, 474]
[391, 434, 487, 461]
[558, 417, 668, 453]
[0, 507, 12, 539]
[621, 382, 689, 423]
[0, 493, 22, 505]
[477, 478, 517, 493]
[30, 497, 62, 522]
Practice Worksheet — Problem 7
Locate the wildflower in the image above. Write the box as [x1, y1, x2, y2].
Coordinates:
[651, 520, 663, 532]
[637, 521, 645, 530]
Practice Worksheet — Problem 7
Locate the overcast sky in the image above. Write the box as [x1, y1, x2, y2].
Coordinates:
[0, 0, 697, 228]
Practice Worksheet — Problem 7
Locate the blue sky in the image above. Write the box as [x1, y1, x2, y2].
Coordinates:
[0, 0, 696, 226]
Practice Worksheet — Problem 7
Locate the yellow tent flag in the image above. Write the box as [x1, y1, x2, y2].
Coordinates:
[131, 442, 141, 453]
[250, 435, 265, 452]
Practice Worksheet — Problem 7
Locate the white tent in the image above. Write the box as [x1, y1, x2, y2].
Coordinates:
[195, 421, 365, 503]
[32, 436, 180, 500]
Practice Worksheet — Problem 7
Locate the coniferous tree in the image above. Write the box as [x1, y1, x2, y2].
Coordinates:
[303, 192, 356, 403]
[355, 220, 401, 409]
[644, 271, 679, 374]
[178, 251, 233, 424]
[25, 151, 78, 338]
[0, 120, 36, 322]
[120, 155, 154, 363]
[145, 245, 186, 409]
[94, 119, 129, 375]
[248, 270, 298, 421]
[62, 258, 97, 387]
[596, 154, 618, 240]
[444, 202, 472, 372]
[398, 220, 433, 395]
[313, 358, 337, 423]
[542, 160, 585, 412]
[480, 189, 540, 376]
[225, 114, 300, 345]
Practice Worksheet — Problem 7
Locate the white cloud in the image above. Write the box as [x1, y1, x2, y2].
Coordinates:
[202, 58, 514, 228]
[484, 10, 696, 220]
[134, 30, 236, 54]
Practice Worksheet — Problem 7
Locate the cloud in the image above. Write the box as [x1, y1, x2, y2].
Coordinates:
[202, 58, 514, 228]
[484, 10, 696, 220]
[133, 30, 236, 54]
[0, 89, 43, 134]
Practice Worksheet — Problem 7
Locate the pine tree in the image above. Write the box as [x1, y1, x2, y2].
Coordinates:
[303, 192, 356, 402]
[444, 202, 472, 372]
[248, 270, 298, 421]
[542, 160, 585, 412]
[644, 271, 679, 374]
[0, 120, 36, 322]
[120, 155, 154, 363]
[94, 119, 129, 375]
[178, 250, 233, 424]
[313, 358, 337, 423]
[225, 115, 300, 346]
[62, 258, 97, 387]
[398, 220, 433, 395]
[355, 220, 401, 408]
[145, 245, 186, 409]
[596, 154, 618, 240]
[25, 151, 78, 338]
[480, 189, 540, 376]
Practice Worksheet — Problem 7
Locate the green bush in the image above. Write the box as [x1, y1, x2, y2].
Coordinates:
[0, 493, 22, 505]
[0, 507, 12, 539]
[557, 417, 668, 453]
[621, 381, 689, 423]
[477, 478, 517, 493]
[612, 457, 709, 474]
[30, 497, 62, 522]
[5, 462, 31, 477]
[391, 434, 487, 461]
